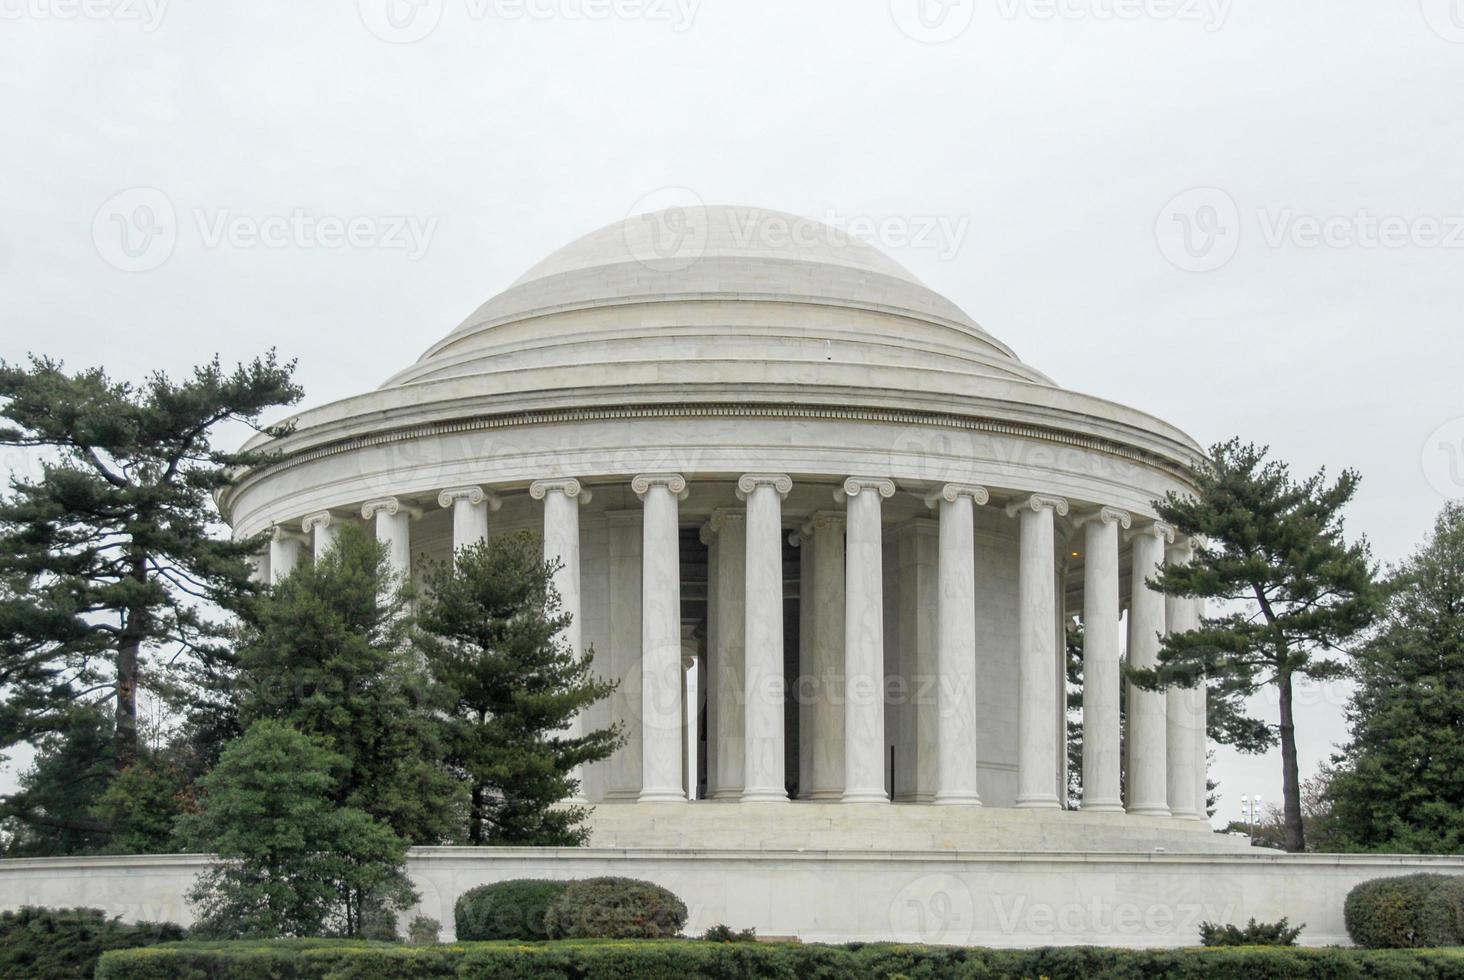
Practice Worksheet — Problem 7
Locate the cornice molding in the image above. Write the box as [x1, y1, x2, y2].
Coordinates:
[219, 401, 1202, 518]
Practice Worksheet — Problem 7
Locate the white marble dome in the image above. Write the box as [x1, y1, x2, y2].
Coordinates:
[224, 205, 1211, 826]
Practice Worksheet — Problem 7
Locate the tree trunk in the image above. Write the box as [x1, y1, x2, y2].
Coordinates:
[469, 783, 484, 845]
[1277, 667, 1306, 852]
[115, 557, 147, 770]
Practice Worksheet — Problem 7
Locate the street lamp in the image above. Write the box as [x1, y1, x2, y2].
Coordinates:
[1240, 795, 1263, 843]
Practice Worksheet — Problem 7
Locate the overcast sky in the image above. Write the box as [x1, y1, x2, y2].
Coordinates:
[2, 0, 1462, 826]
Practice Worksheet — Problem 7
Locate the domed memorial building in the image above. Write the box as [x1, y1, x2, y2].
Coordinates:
[223, 206, 1216, 851]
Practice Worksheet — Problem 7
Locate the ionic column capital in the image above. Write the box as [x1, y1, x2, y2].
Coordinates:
[800, 510, 846, 540]
[736, 473, 792, 501]
[301, 511, 336, 534]
[924, 483, 990, 509]
[698, 506, 745, 544]
[632, 473, 688, 500]
[1166, 534, 1198, 562]
[837, 476, 896, 502]
[437, 486, 501, 511]
[360, 497, 423, 521]
[530, 478, 592, 505]
[1073, 505, 1133, 530]
[1127, 520, 1176, 545]
[1003, 493, 1070, 519]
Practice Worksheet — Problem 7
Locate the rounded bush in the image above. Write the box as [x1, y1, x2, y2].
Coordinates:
[543, 876, 688, 939]
[1421, 876, 1464, 947]
[1344, 873, 1450, 948]
[454, 879, 568, 941]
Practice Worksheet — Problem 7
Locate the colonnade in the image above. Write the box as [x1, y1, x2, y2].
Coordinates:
[263, 472, 1208, 819]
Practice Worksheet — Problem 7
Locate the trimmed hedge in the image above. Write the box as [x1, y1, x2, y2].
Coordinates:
[543, 876, 688, 939]
[0, 906, 185, 979]
[1346, 873, 1453, 948]
[1423, 876, 1464, 948]
[455, 879, 568, 941]
[97, 939, 1464, 980]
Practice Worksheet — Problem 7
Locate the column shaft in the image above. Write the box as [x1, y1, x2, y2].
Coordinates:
[894, 520, 939, 802]
[605, 510, 643, 800]
[1127, 523, 1171, 816]
[534, 480, 588, 802]
[841, 478, 893, 803]
[636, 475, 686, 802]
[1011, 494, 1066, 809]
[805, 513, 846, 800]
[932, 486, 985, 805]
[706, 511, 746, 798]
[1081, 509, 1127, 812]
[1194, 599, 1209, 822]
[740, 475, 791, 802]
[269, 529, 303, 583]
[1164, 536, 1201, 820]
[438, 487, 496, 555]
[303, 512, 338, 561]
[362, 499, 413, 581]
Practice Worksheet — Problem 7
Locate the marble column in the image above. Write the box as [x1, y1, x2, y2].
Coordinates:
[893, 519, 939, 803]
[1006, 493, 1068, 809]
[437, 486, 499, 554]
[302, 511, 339, 561]
[794, 527, 814, 797]
[361, 497, 418, 580]
[1164, 535, 1202, 821]
[1126, 520, 1173, 817]
[839, 477, 895, 804]
[683, 652, 699, 800]
[702, 509, 746, 799]
[633, 473, 687, 803]
[803, 511, 846, 800]
[738, 474, 792, 802]
[927, 484, 988, 805]
[1080, 506, 1130, 812]
[268, 526, 305, 583]
[605, 510, 643, 800]
[1194, 592, 1209, 822]
[532, 478, 591, 803]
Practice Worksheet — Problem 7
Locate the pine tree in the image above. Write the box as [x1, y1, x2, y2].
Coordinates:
[1133, 439, 1377, 852]
[0, 352, 301, 786]
[1327, 502, 1464, 853]
[182, 720, 416, 938]
[415, 531, 620, 845]
[234, 523, 461, 844]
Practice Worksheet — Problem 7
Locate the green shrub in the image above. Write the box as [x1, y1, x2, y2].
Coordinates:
[406, 914, 441, 945]
[1421, 875, 1464, 948]
[1198, 917, 1303, 946]
[543, 876, 688, 939]
[455, 878, 568, 941]
[701, 923, 757, 942]
[95, 939, 1464, 980]
[0, 907, 185, 979]
[1345, 873, 1451, 948]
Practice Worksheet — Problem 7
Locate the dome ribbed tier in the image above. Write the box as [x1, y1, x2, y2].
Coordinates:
[384, 205, 1053, 392]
